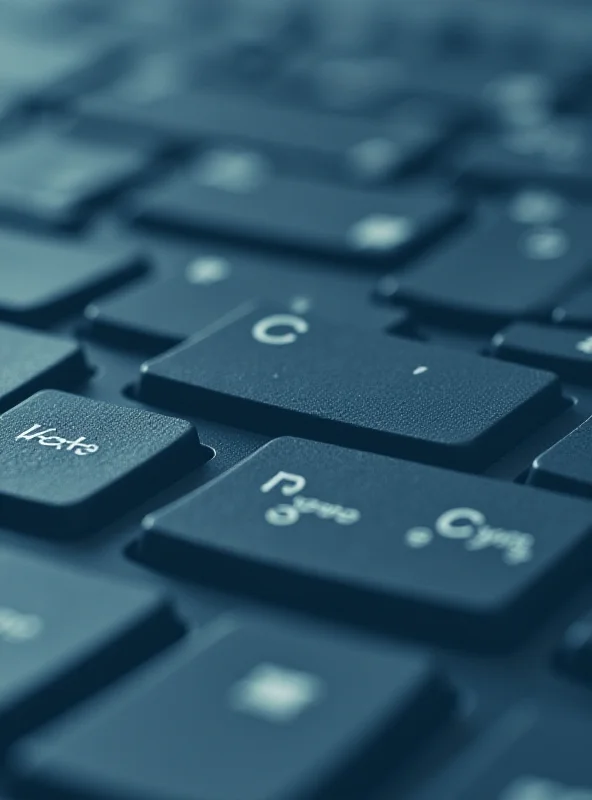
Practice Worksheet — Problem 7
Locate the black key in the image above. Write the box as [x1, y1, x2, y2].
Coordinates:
[493, 322, 592, 384]
[0, 323, 88, 412]
[78, 88, 453, 183]
[0, 547, 174, 743]
[529, 415, 592, 497]
[0, 129, 152, 230]
[141, 437, 592, 648]
[553, 285, 592, 327]
[458, 119, 592, 196]
[11, 615, 454, 800]
[556, 608, 592, 684]
[86, 253, 409, 352]
[383, 198, 592, 325]
[0, 389, 203, 534]
[139, 307, 562, 470]
[447, 708, 592, 800]
[132, 153, 464, 266]
[0, 232, 146, 324]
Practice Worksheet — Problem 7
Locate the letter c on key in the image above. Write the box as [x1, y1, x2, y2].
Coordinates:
[435, 507, 485, 540]
[252, 314, 309, 346]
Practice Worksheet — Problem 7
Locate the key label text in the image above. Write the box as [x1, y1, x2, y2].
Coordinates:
[16, 425, 99, 456]
[261, 471, 361, 527]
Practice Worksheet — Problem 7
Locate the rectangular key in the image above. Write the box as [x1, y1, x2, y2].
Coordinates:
[86, 254, 408, 352]
[0, 129, 152, 230]
[141, 438, 592, 649]
[493, 323, 592, 384]
[529, 415, 592, 497]
[131, 150, 464, 266]
[0, 232, 146, 324]
[0, 390, 204, 534]
[381, 194, 592, 326]
[11, 615, 454, 800]
[0, 323, 88, 412]
[0, 547, 174, 743]
[138, 306, 562, 470]
[553, 284, 592, 327]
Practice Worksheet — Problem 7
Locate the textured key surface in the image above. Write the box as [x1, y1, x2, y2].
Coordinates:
[0, 390, 203, 534]
[139, 306, 562, 469]
[0, 233, 146, 323]
[0, 324, 88, 412]
[142, 438, 592, 648]
[529, 415, 592, 497]
[132, 157, 464, 265]
[11, 615, 454, 800]
[0, 547, 174, 743]
[493, 322, 592, 384]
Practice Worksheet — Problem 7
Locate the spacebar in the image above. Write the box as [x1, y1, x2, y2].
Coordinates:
[137, 305, 563, 470]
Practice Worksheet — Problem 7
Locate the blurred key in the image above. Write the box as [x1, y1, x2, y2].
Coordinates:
[0, 547, 174, 743]
[132, 153, 464, 266]
[11, 615, 454, 800]
[0, 324, 88, 412]
[383, 198, 592, 326]
[556, 608, 592, 684]
[0, 129, 152, 230]
[138, 305, 562, 469]
[0, 390, 203, 534]
[529, 415, 592, 497]
[86, 250, 409, 352]
[0, 232, 146, 324]
[493, 322, 592, 384]
[142, 437, 592, 648]
[553, 285, 592, 327]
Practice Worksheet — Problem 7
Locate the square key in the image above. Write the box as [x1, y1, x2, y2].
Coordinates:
[0, 390, 203, 535]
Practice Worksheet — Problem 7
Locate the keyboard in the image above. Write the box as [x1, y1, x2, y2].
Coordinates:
[3, 1, 592, 798]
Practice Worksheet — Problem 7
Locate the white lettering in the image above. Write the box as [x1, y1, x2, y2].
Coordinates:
[16, 424, 99, 456]
[252, 315, 309, 346]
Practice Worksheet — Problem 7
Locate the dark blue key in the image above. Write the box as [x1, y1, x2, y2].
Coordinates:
[553, 285, 592, 328]
[141, 437, 592, 649]
[556, 609, 592, 684]
[10, 614, 454, 800]
[529, 415, 592, 497]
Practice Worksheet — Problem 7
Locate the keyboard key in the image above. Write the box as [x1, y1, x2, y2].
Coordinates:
[458, 119, 592, 195]
[11, 615, 455, 800]
[0, 129, 152, 230]
[382, 201, 592, 325]
[141, 437, 592, 648]
[449, 708, 592, 800]
[493, 322, 592, 384]
[132, 155, 464, 266]
[86, 254, 409, 352]
[0, 547, 174, 743]
[529, 415, 592, 497]
[0, 323, 88, 412]
[553, 284, 592, 328]
[139, 309, 562, 470]
[556, 608, 592, 684]
[0, 390, 203, 534]
[0, 232, 146, 324]
[78, 88, 453, 183]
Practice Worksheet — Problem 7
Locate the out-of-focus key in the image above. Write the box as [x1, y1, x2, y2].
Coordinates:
[529, 415, 592, 497]
[0, 323, 88, 412]
[0, 232, 146, 324]
[138, 305, 562, 469]
[553, 284, 592, 328]
[142, 437, 592, 648]
[0, 129, 152, 230]
[0, 547, 175, 743]
[556, 608, 592, 685]
[11, 615, 455, 800]
[493, 322, 592, 384]
[132, 151, 464, 266]
[0, 390, 204, 534]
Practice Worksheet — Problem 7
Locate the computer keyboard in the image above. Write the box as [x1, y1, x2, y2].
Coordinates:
[2, 1, 592, 798]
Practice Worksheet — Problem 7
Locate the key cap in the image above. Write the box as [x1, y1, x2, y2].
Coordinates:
[382, 200, 592, 325]
[132, 155, 464, 266]
[142, 437, 592, 648]
[0, 129, 152, 230]
[0, 389, 203, 534]
[0, 232, 146, 324]
[493, 322, 592, 384]
[529, 415, 592, 497]
[556, 608, 592, 684]
[0, 323, 88, 412]
[10, 614, 455, 800]
[553, 284, 592, 327]
[0, 547, 174, 743]
[458, 119, 592, 195]
[86, 253, 409, 352]
[445, 708, 592, 800]
[139, 307, 562, 470]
